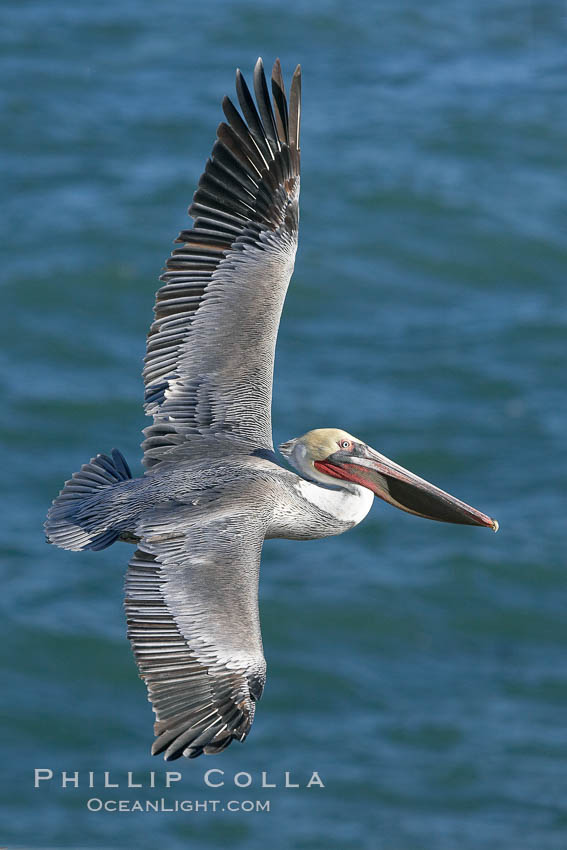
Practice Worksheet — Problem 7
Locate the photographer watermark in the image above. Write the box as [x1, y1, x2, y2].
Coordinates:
[34, 768, 324, 790]
[33, 767, 324, 812]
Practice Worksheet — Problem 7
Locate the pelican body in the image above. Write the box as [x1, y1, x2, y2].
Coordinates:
[45, 60, 497, 760]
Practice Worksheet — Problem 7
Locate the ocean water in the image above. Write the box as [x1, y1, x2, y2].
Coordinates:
[1, 1, 566, 848]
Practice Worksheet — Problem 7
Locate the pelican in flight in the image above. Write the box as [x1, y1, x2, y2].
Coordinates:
[46, 59, 497, 760]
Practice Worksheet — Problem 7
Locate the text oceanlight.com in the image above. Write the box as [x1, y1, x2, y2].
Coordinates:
[86, 798, 270, 813]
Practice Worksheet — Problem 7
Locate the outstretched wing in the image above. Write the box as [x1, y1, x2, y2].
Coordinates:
[142, 58, 301, 468]
[125, 507, 269, 759]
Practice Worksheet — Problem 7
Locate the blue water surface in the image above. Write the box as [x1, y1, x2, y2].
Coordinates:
[1, 1, 566, 848]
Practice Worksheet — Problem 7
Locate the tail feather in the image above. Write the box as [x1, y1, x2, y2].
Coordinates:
[45, 449, 132, 551]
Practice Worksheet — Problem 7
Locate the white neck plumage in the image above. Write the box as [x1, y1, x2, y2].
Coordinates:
[286, 442, 375, 526]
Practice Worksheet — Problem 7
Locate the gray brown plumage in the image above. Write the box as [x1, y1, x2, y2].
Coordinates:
[45, 59, 497, 761]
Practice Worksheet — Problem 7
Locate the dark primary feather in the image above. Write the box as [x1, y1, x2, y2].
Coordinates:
[142, 58, 301, 469]
[253, 58, 280, 152]
[271, 59, 289, 145]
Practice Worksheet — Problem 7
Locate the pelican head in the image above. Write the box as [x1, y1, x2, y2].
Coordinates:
[279, 428, 498, 530]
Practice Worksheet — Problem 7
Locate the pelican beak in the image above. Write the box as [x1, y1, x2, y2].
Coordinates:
[315, 444, 498, 530]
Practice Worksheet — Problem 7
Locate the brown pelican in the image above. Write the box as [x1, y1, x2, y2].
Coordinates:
[45, 59, 498, 760]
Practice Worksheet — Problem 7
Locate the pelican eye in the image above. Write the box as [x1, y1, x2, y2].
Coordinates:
[339, 440, 352, 450]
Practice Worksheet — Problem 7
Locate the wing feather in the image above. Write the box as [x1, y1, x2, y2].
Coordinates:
[271, 58, 289, 145]
[253, 58, 280, 152]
